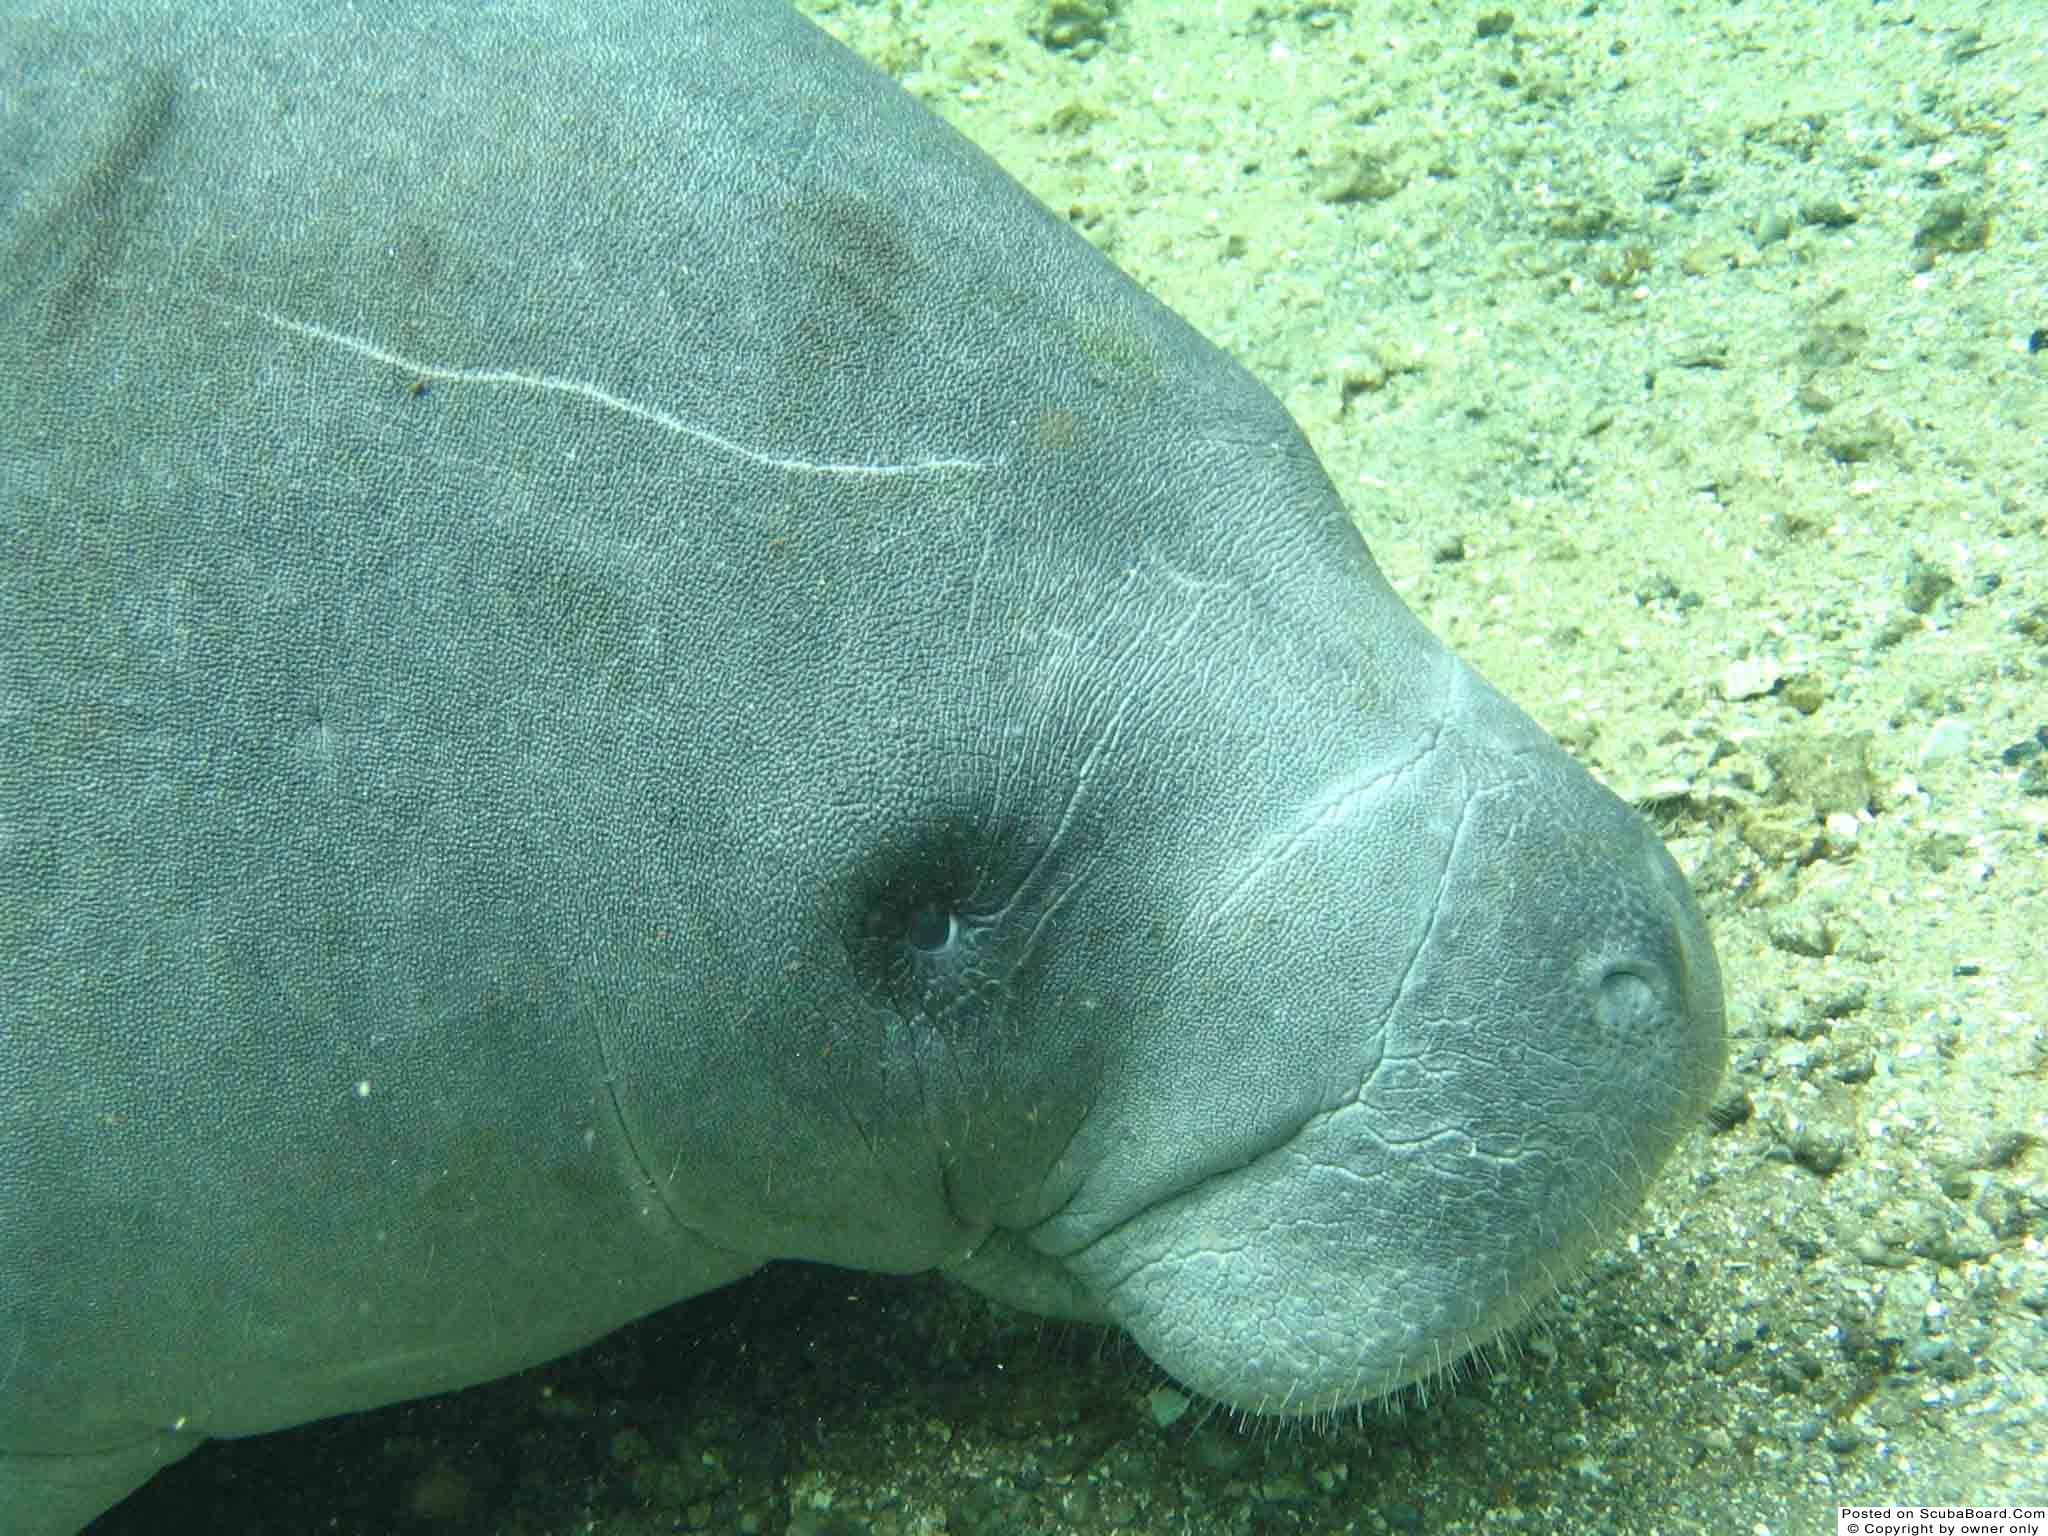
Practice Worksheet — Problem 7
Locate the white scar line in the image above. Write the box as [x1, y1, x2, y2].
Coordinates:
[246, 307, 995, 480]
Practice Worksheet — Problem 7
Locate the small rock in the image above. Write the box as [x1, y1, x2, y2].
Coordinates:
[1721, 655, 1781, 700]
[1915, 716, 1971, 765]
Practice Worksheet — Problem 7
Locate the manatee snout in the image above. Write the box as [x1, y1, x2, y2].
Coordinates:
[986, 657, 1726, 1416]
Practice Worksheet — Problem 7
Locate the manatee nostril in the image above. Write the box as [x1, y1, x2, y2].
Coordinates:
[1593, 965, 1663, 1045]
[906, 904, 960, 954]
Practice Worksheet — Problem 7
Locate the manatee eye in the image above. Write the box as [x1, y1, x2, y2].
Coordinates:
[905, 904, 959, 954]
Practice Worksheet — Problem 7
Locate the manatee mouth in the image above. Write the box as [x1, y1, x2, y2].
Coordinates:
[1025, 833, 1721, 1416]
[1140, 1032, 1715, 1404]
[1056, 1094, 1667, 1414]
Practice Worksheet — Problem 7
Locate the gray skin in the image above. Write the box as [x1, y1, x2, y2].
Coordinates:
[0, 0, 1725, 1530]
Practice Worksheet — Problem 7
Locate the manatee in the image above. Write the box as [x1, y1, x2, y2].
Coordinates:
[0, 0, 1725, 1529]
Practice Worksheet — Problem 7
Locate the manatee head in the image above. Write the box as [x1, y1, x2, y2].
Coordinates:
[935, 565, 1727, 1414]
[662, 401, 1725, 1418]
[948, 648, 1725, 1415]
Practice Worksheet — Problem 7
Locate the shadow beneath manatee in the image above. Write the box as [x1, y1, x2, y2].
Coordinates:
[83, 1265, 1126, 1535]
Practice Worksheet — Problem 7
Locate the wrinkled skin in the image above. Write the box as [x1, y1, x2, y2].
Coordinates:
[0, 0, 1724, 1529]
